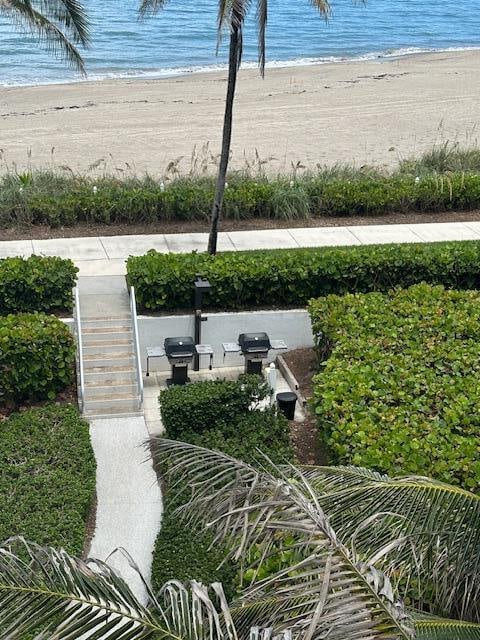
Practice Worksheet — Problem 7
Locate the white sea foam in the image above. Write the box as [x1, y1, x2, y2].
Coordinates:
[2, 45, 480, 87]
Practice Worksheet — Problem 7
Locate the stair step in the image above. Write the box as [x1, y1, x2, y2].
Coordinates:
[84, 396, 141, 414]
[82, 326, 132, 335]
[85, 377, 136, 388]
[82, 329, 133, 344]
[83, 353, 135, 368]
[84, 383, 138, 398]
[83, 341, 134, 354]
[85, 410, 143, 420]
[85, 391, 139, 402]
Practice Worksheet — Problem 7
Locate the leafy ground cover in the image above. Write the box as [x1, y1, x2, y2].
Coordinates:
[309, 283, 480, 492]
[3, 145, 480, 229]
[128, 240, 480, 312]
[0, 404, 96, 555]
[151, 376, 294, 597]
[0, 256, 77, 315]
[0, 313, 75, 409]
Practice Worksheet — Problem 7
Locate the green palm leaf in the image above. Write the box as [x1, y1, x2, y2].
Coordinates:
[153, 439, 414, 640]
[0, 0, 88, 72]
[298, 466, 480, 621]
[415, 615, 480, 640]
[0, 538, 237, 639]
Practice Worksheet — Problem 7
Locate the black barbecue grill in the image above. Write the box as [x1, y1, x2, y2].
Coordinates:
[222, 332, 288, 374]
[164, 336, 195, 385]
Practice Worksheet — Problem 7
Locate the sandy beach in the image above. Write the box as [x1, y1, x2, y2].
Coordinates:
[0, 49, 479, 175]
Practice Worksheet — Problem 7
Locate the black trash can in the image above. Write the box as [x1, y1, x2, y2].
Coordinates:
[276, 391, 297, 420]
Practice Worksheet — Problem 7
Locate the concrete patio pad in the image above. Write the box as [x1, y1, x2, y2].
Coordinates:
[100, 234, 169, 259]
[410, 222, 480, 242]
[289, 226, 360, 247]
[348, 224, 423, 245]
[0, 239, 33, 258]
[228, 229, 299, 251]
[32, 236, 108, 260]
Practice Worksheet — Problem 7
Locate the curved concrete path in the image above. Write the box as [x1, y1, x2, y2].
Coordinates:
[88, 416, 162, 604]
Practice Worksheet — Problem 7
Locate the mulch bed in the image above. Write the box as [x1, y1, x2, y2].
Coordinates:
[2, 208, 480, 240]
[282, 347, 329, 466]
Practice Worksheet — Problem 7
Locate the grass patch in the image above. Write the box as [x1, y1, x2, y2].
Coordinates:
[0, 404, 96, 554]
[309, 283, 480, 492]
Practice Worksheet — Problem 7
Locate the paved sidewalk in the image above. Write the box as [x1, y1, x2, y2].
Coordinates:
[2, 220, 480, 276]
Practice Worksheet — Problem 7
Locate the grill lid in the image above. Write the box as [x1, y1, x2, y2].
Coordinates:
[238, 332, 271, 353]
[164, 336, 195, 358]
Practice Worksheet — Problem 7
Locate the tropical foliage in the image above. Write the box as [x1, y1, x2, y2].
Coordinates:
[309, 283, 480, 491]
[0, 0, 89, 72]
[1, 441, 479, 639]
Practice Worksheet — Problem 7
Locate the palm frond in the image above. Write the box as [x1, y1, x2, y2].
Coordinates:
[299, 466, 480, 621]
[0, 538, 235, 640]
[0, 0, 86, 72]
[138, 0, 168, 19]
[414, 615, 480, 640]
[33, 0, 90, 44]
[154, 439, 414, 640]
[308, 0, 331, 19]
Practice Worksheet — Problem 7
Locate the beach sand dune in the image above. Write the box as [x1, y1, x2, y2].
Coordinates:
[0, 50, 479, 174]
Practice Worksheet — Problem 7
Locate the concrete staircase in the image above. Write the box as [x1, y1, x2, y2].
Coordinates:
[74, 277, 143, 419]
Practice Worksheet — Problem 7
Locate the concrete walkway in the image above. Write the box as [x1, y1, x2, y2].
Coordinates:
[88, 416, 162, 605]
[2, 220, 480, 276]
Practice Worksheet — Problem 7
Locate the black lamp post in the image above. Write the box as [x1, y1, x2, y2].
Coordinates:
[193, 274, 211, 371]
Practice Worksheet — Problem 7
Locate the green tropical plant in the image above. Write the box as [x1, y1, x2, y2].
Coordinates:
[139, 0, 331, 254]
[1, 441, 479, 639]
[0, 0, 89, 73]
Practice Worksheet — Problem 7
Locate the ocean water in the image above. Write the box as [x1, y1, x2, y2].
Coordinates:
[0, 0, 479, 86]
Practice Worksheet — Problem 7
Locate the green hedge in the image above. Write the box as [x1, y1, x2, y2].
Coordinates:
[128, 240, 480, 312]
[152, 377, 294, 596]
[159, 376, 270, 439]
[3, 172, 480, 228]
[0, 404, 96, 554]
[0, 313, 75, 407]
[309, 283, 480, 492]
[0, 255, 77, 314]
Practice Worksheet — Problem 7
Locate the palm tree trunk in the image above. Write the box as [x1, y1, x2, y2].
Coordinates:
[207, 26, 240, 255]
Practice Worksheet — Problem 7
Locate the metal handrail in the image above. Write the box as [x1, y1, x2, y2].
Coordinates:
[130, 286, 144, 411]
[73, 287, 85, 412]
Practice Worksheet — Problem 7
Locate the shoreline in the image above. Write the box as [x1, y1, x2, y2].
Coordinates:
[2, 45, 480, 90]
[1, 49, 479, 175]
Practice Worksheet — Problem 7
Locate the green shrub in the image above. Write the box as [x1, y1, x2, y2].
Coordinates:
[3, 166, 480, 229]
[128, 240, 480, 312]
[0, 313, 75, 407]
[309, 283, 480, 492]
[159, 375, 270, 438]
[152, 376, 294, 596]
[0, 404, 96, 554]
[0, 255, 77, 314]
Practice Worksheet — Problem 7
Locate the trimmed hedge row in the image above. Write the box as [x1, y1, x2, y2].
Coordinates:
[0, 404, 96, 555]
[0, 313, 75, 407]
[4, 172, 480, 227]
[309, 284, 480, 492]
[128, 240, 480, 312]
[0, 255, 77, 314]
[151, 376, 294, 596]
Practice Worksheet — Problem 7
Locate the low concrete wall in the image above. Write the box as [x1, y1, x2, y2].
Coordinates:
[138, 309, 313, 373]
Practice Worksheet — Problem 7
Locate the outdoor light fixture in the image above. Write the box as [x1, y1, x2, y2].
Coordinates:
[193, 274, 212, 371]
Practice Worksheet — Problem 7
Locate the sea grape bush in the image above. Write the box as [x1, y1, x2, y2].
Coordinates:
[0, 313, 76, 407]
[0, 255, 77, 314]
[127, 240, 480, 312]
[309, 283, 480, 492]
